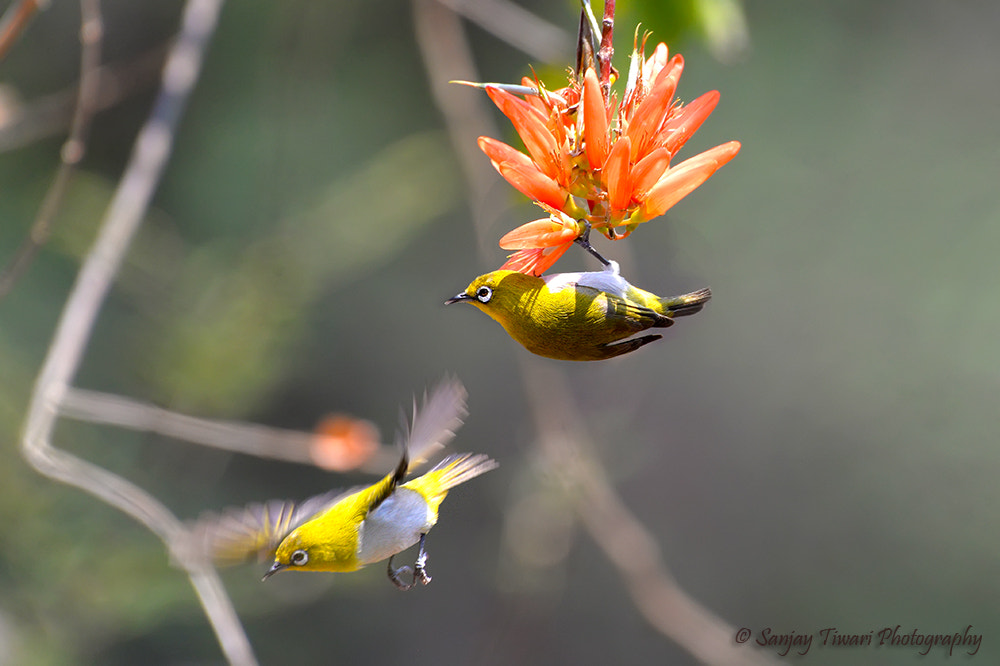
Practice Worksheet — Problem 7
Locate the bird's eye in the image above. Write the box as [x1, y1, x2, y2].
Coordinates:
[290, 549, 308, 566]
[475, 286, 493, 303]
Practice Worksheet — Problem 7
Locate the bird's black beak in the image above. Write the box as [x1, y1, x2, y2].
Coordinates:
[444, 293, 472, 305]
[261, 561, 285, 581]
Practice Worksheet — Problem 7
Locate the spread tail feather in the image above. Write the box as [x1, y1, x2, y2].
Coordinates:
[404, 453, 498, 509]
[662, 286, 712, 318]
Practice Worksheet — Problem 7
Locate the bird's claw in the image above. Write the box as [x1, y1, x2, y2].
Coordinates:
[387, 533, 433, 591]
[387, 559, 417, 591]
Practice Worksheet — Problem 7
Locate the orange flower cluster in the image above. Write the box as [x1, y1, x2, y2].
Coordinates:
[477, 38, 740, 275]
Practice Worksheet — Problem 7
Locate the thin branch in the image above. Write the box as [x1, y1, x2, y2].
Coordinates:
[61, 387, 319, 463]
[520, 361, 778, 666]
[0, 0, 103, 299]
[19, 1, 257, 664]
[413, 0, 506, 258]
[413, 3, 774, 664]
[0, 0, 40, 62]
[0, 44, 166, 153]
[59, 386, 403, 474]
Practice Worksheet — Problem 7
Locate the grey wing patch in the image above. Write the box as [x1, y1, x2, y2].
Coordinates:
[185, 488, 353, 566]
[549, 261, 630, 297]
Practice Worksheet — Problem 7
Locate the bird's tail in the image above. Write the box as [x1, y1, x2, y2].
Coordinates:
[661, 287, 712, 318]
[404, 453, 498, 511]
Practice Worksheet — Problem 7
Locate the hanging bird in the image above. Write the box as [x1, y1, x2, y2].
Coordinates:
[187, 379, 498, 590]
[446, 261, 710, 361]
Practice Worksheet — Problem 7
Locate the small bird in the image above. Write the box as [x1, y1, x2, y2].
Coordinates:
[187, 380, 498, 590]
[446, 261, 711, 361]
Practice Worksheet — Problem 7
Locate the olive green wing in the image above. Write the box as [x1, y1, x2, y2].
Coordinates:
[580, 287, 672, 333]
[186, 487, 357, 566]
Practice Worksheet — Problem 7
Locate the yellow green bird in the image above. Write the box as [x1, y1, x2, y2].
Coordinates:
[188, 380, 497, 589]
[446, 261, 711, 361]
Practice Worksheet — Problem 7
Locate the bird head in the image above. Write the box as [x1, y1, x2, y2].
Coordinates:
[445, 270, 543, 325]
[262, 530, 312, 580]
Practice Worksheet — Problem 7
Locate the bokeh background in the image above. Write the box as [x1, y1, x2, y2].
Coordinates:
[1, 0, 998, 664]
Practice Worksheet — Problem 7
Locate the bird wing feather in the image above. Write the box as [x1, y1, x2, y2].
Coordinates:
[186, 487, 358, 566]
[397, 376, 468, 469]
[612, 298, 671, 327]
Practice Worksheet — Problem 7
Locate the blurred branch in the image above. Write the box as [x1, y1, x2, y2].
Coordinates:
[18, 1, 258, 665]
[434, 0, 571, 64]
[521, 362, 777, 666]
[413, 0, 504, 256]
[0, 0, 41, 62]
[61, 387, 318, 462]
[0, 43, 166, 153]
[0, 0, 102, 300]
[413, 2, 774, 664]
[60, 386, 407, 474]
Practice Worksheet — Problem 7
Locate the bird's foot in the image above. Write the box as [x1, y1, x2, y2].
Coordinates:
[387, 557, 416, 591]
[387, 534, 433, 591]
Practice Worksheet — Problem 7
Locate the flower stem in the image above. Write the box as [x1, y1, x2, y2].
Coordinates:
[599, 0, 615, 89]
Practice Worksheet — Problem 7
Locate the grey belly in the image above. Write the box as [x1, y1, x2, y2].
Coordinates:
[357, 489, 431, 565]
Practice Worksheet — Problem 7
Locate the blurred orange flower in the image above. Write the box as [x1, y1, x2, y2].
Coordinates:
[309, 414, 380, 472]
[477, 36, 740, 275]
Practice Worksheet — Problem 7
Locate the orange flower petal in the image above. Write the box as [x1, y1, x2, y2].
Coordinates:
[497, 162, 567, 210]
[582, 68, 609, 170]
[478, 135, 529, 169]
[630, 147, 671, 198]
[478, 136, 566, 209]
[660, 90, 720, 156]
[604, 135, 633, 211]
[626, 54, 684, 161]
[641, 141, 741, 219]
[499, 217, 580, 250]
[501, 243, 573, 276]
[486, 86, 561, 181]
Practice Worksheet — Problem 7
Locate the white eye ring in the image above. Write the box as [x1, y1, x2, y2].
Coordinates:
[290, 549, 308, 566]
[476, 285, 493, 303]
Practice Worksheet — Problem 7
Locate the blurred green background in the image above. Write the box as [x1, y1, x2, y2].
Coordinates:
[2, 0, 998, 664]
